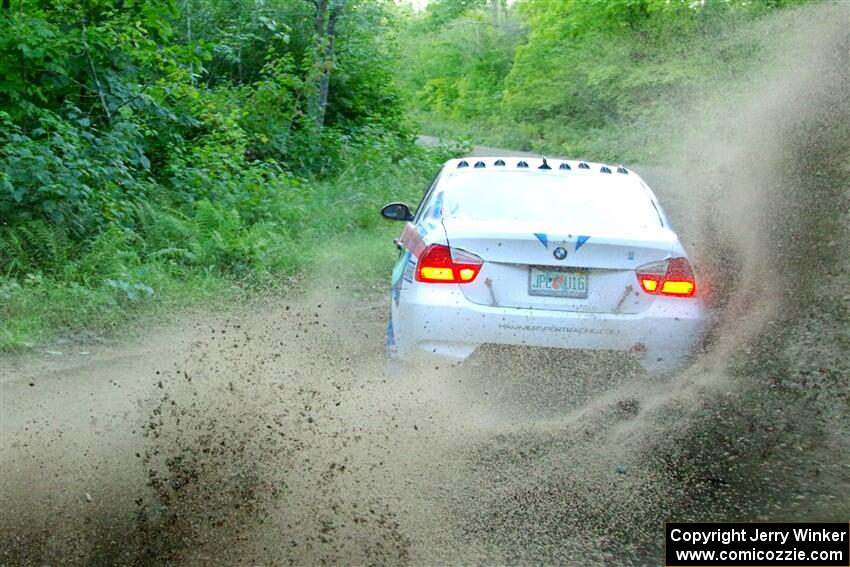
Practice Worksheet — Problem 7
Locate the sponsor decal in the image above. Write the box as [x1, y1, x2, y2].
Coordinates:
[402, 258, 415, 282]
[498, 323, 615, 335]
[400, 222, 427, 257]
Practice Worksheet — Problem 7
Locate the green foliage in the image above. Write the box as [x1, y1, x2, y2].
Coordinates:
[0, 220, 72, 276]
[0, 0, 429, 350]
[502, 0, 768, 124]
[397, 3, 522, 118]
[0, 111, 150, 237]
[0, 0, 816, 350]
[0, 142, 445, 350]
[398, 0, 810, 162]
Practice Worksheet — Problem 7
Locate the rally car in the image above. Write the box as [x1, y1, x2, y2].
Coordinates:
[381, 157, 707, 373]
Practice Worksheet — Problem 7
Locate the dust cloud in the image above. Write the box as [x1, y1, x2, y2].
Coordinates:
[1, 3, 848, 565]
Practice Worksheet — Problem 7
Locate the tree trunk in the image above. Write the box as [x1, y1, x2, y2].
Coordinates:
[316, 6, 340, 124]
[307, 0, 345, 128]
[81, 17, 112, 124]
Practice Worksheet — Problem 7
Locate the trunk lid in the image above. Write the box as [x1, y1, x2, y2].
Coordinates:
[442, 218, 678, 314]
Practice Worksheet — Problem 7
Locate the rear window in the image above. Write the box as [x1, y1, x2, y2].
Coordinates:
[440, 171, 662, 229]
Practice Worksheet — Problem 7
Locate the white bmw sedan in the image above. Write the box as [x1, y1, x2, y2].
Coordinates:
[381, 157, 708, 373]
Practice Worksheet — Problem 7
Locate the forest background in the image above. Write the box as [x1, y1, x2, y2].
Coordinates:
[0, 0, 807, 349]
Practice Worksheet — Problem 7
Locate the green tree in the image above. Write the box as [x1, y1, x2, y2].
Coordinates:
[396, 0, 523, 117]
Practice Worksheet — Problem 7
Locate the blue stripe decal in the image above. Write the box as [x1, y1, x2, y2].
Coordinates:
[431, 192, 444, 219]
[575, 235, 591, 251]
[533, 233, 549, 249]
[386, 319, 396, 349]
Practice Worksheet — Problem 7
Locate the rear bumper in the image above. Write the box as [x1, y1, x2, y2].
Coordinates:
[392, 284, 708, 372]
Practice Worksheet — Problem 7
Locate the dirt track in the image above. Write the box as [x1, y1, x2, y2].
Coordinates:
[2, 285, 685, 564]
[2, 6, 849, 565]
[0, 155, 680, 565]
[1, 155, 846, 565]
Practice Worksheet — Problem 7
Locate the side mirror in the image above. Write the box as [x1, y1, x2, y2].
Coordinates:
[381, 202, 413, 222]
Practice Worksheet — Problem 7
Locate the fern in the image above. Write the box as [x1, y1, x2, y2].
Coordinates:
[194, 200, 221, 239]
[131, 200, 159, 234]
[73, 226, 133, 284]
[148, 247, 197, 263]
[133, 202, 197, 259]
[0, 222, 71, 277]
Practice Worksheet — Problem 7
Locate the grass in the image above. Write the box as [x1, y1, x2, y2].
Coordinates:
[0, 262, 234, 351]
[0, 226, 404, 352]
[0, 146, 450, 352]
[411, 109, 682, 166]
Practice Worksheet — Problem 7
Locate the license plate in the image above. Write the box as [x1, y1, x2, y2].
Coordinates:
[528, 267, 588, 298]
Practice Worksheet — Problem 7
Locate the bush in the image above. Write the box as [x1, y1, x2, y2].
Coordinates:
[0, 0, 432, 350]
[398, 0, 810, 163]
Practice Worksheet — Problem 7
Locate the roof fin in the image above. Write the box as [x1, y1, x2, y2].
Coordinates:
[539, 157, 552, 170]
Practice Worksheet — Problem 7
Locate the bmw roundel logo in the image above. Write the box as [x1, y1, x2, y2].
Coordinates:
[553, 246, 568, 260]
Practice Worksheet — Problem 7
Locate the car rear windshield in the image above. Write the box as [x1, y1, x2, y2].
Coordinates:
[440, 171, 662, 229]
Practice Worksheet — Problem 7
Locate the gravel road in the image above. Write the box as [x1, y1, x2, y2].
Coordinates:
[0, 161, 683, 565]
[2, 8, 848, 564]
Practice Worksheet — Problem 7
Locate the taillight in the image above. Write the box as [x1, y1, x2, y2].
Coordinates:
[416, 244, 483, 284]
[636, 257, 696, 297]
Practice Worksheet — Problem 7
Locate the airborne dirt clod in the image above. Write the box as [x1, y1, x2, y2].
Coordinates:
[1, 4, 848, 565]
